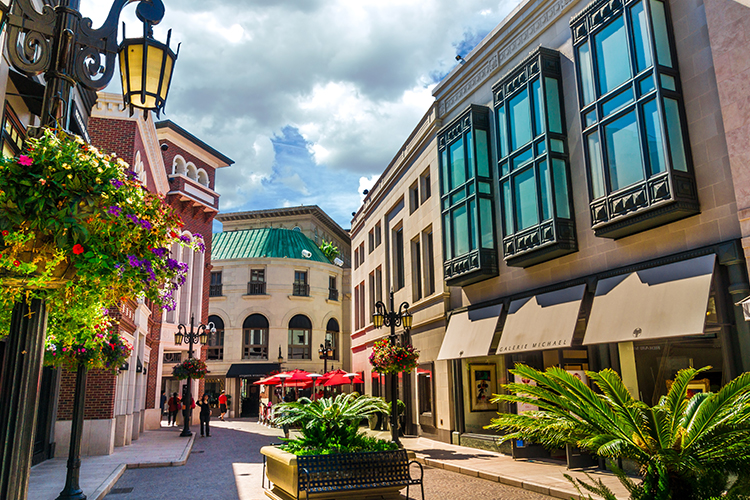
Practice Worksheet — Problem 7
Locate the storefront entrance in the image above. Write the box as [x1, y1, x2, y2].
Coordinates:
[240, 378, 260, 417]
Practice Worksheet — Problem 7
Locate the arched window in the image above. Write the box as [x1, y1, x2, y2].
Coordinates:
[197, 169, 209, 187]
[325, 318, 339, 361]
[207, 315, 224, 360]
[243, 314, 269, 360]
[288, 314, 312, 360]
[186, 162, 198, 180]
[173, 156, 187, 176]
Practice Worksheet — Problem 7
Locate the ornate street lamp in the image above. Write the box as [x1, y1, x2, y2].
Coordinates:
[318, 339, 333, 398]
[372, 289, 411, 446]
[0, 3, 180, 498]
[174, 314, 214, 438]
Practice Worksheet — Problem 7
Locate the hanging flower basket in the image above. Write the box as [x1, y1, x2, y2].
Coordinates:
[369, 339, 419, 374]
[172, 358, 208, 380]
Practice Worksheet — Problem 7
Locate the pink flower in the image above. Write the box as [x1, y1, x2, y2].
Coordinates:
[18, 155, 33, 166]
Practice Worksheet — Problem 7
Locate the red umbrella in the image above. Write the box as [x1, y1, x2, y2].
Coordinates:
[281, 369, 312, 383]
[323, 371, 364, 386]
[254, 375, 281, 385]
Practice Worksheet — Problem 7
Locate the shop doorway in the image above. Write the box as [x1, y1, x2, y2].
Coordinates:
[240, 378, 260, 417]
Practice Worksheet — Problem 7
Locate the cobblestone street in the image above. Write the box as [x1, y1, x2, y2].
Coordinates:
[103, 420, 555, 500]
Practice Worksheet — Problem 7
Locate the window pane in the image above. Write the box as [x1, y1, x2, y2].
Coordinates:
[602, 87, 634, 118]
[553, 159, 571, 219]
[545, 77, 563, 134]
[643, 98, 667, 175]
[468, 199, 476, 251]
[578, 42, 596, 105]
[441, 149, 449, 194]
[502, 180, 513, 236]
[450, 138, 465, 189]
[475, 130, 490, 177]
[509, 88, 532, 151]
[631, 1, 653, 72]
[452, 204, 469, 256]
[443, 213, 452, 260]
[539, 160, 552, 221]
[650, 0, 673, 68]
[587, 132, 606, 199]
[466, 131, 474, 181]
[512, 147, 534, 171]
[514, 167, 539, 230]
[660, 74, 676, 91]
[639, 75, 655, 95]
[664, 98, 688, 172]
[595, 16, 631, 95]
[532, 78, 544, 137]
[497, 105, 507, 158]
[480, 198, 494, 248]
[450, 189, 465, 206]
[550, 139, 565, 153]
[604, 111, 645, 191]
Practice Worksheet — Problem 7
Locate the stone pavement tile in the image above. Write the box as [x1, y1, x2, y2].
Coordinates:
[28, 427, 194, 500]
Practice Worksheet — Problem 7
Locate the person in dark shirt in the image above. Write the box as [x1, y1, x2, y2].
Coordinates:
[197, 393, 211, 437]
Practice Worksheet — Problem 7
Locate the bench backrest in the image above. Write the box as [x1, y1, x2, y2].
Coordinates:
[297, 449, 410, 492]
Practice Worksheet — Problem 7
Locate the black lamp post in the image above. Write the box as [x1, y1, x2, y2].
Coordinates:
[174, 314, 213, 437]
[0, 2, 178, 499]
[372, 289, 412, 446]
[318, 339, 333, 398]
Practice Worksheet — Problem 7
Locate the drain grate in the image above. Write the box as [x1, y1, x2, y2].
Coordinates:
[109, 487, 134, 494]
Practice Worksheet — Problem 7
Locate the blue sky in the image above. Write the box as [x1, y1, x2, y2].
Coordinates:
[81, 0, 522, 230]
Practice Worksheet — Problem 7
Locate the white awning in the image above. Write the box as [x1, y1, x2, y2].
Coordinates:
[584, 254, 716, 345]
[496, 284, 586, 354]
[437, 304, 503, 360]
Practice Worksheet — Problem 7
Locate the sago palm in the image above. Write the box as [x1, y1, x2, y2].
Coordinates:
[273, 393, 390, 452]
[486, 364, 750, 499]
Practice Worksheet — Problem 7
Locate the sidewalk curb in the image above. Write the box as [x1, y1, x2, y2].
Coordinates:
[126, 433, 195, 468]
[413, 453, 582, 500]
[90, 464, 126, 500]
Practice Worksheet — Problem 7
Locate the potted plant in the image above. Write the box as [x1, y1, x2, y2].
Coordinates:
[172, 358, 208, 380]
[262, 393, 413, 499]
[486, 364, 750, 500]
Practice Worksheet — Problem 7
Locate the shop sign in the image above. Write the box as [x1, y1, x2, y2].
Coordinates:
[497, 338, 569, 353]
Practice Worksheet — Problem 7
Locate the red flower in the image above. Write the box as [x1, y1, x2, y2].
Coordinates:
[1, 230, 7, 236]
[72, 244, 84, 255]
[13, 260, 20, 267]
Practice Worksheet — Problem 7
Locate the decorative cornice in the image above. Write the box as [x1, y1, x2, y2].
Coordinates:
[438, 0, 577, 117]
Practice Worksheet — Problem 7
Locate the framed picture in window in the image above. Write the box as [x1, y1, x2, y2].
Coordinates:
[666, 378, 710, 399]
[469, 364, 498, 412]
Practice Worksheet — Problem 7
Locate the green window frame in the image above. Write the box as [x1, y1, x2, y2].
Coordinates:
[493, 48, 576, 268]
[438, 105, 498, 286]
[571, 0, 698, 238]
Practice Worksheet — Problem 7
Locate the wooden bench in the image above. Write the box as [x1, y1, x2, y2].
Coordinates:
[264, 448, 424, 500]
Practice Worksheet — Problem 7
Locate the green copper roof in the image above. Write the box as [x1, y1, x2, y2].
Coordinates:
[212, 228, 331, 263]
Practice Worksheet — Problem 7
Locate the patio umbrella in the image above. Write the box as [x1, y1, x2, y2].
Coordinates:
[323, 371, 364, 386]
[280, 369, 313, 383]
[254, 375, 281, 385]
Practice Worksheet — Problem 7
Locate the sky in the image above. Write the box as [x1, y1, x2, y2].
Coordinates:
[80, 0, 522, 230]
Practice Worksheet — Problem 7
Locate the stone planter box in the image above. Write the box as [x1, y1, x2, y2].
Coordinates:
[260, 445, 416, 500]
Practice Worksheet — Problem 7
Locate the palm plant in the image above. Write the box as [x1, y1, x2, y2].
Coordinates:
[486, 364, 750, 499]
[272, 393, 394, 454]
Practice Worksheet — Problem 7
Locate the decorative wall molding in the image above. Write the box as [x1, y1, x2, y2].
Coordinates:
[439, 0, 577, 117]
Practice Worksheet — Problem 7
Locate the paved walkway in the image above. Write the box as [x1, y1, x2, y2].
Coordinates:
[29, 419, 631, 500]
[28, 425, 194, 500]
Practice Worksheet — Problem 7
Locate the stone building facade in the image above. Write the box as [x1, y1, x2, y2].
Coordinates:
[350, 0, 750, 459]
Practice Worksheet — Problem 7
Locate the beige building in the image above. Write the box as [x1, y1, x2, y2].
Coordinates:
[208, 206, 351, 417]
[351, 0, 750, 461]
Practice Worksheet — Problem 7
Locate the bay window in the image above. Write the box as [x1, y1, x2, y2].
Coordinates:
[438, 105, 498, 287]
[493, 47, 577, 267]
[571, 0, 698, 238]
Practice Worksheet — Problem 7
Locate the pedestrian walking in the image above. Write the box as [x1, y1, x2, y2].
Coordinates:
[197, 394, 211, 437]
[160, 391, 167, 419]
[218, 390, 227, 421]
[167, 392, 180, 426]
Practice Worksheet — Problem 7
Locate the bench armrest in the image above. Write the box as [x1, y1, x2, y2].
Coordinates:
[408, 459, 424, 482]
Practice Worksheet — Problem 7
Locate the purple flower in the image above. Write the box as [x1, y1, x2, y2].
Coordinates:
[166, 258, 179, 270]
[126, 170, 138, 180]
[151, 247, 168, 258]
[196, 242, 205, 253]
[193, 233, 203, 239]
[102, 307, 109, 315]
[106, 206, 121, 216]
[179, 235, 191, 244]
[127, 255, 140, 267]
[111, 179, 124, 189]
[125, 214, 138, 225]
[139, 219, 153, 231]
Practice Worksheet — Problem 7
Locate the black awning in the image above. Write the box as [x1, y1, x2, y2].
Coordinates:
[225, 363, 280, 378]
[7, 70, 44, 117]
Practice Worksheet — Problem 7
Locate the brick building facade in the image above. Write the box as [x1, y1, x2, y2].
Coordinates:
[53, 94, 232, 457]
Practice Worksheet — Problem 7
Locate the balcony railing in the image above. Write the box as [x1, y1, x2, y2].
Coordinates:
[209, 284, 223, 297]
[247, 282, 266, 295]
[328, 288, 339, 301]
[292, 283, 310, 297]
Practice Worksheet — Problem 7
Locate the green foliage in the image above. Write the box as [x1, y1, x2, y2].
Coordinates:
[172, 358, 208, 380]
[281, 432, 398, 455]
[319, 240, 339, 262]
[486, 364, 750, 499]
[273, 393, 392, 454]
[369, 338, 419, 374]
